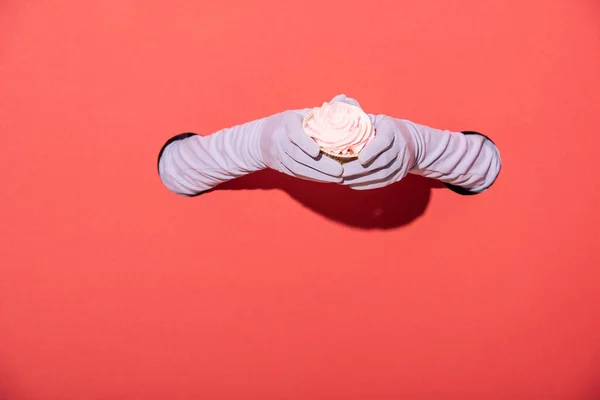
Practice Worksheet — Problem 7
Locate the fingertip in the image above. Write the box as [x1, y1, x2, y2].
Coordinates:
[358, 151, 374, 166]
[350, 185, 369, 191]
[341, 160, 362, 177]
[344, 96, 360, 107]
[330, 94, 346, 103]
[288, 125, 320, 158]
[301, 143, 320, 159]
[323, 158, 343, 177]
[358, 130, 394, 166]
[306, 142, 320, 158]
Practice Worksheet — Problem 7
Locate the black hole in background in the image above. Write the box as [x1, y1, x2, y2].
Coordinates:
[156, 132, 198, 173]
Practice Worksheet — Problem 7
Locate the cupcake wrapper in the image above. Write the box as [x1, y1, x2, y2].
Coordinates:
[320, 150, 358, 164]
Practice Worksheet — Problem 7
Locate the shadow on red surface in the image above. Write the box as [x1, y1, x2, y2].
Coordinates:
[219, 169, 445, 229]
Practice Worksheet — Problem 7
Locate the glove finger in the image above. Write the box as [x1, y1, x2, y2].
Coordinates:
[348, 168, 404, 190]
[286, 120, 320, 158]
[329, 94, 362, 108]
[342, 143, 399, 178]
[283, 141, 343, 177]
[280, 152, 342, 183]
[280, 164, 336, 184]
[329, 94, 347, 103]
[329, 94, 346, 103]
[349, 180, 393, 190]
[357, 128, 394, 166]
[342, 158, 403, 186]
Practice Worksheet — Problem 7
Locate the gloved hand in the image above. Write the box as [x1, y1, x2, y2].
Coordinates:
[260, 93, 369, 182]
[341, 115, 501, 194]
[257, 110, 342, 183]
[158, 94, 357, 196]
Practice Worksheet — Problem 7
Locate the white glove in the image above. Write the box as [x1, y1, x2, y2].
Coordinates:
[158, 95, 357, 196]
[342, 115, 501, 194]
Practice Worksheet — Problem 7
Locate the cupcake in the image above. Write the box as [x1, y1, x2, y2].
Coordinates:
[302, 101, 375, 164]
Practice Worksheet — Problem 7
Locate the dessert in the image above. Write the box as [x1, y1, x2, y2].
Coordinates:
[302, 101, 375, 163]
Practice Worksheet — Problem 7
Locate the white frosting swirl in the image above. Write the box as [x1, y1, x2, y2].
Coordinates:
[303, 101, 375, 156]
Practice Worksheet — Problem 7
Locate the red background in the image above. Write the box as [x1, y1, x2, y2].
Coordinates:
[1, 0, 600, 399]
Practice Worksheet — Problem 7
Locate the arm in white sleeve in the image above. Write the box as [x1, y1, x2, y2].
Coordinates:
[342, 116, 502, 194]
[403, 121, 502, 194]
[157, 109, 345, 196]
[157, 119, 266, 196]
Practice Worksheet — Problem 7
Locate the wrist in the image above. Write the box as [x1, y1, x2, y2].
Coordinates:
[395, 119, 420, 171]
[246, 121, 269, 171]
